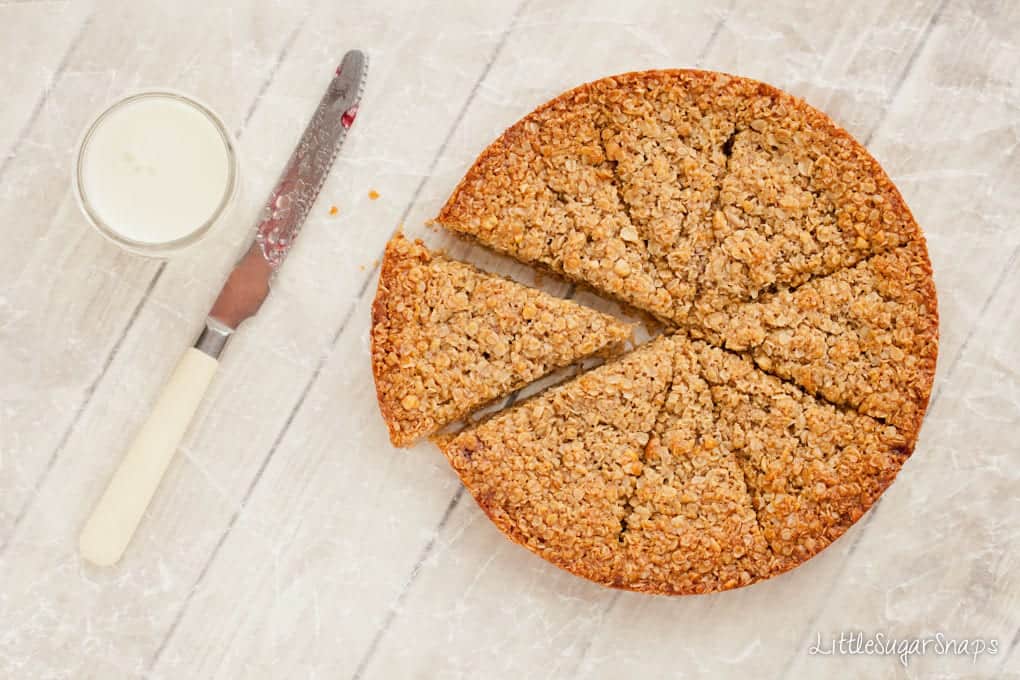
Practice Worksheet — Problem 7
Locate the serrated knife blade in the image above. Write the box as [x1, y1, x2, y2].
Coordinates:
[79, 50, 369, 566]
[205, 48, 369, 338]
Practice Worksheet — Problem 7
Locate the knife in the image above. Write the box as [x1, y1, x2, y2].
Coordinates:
[79, 50, 369, 566]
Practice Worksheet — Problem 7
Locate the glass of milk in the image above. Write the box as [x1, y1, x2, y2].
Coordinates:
[74, 91, 239, 256]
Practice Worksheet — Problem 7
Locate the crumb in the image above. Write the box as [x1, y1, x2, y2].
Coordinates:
[368, 190, 380, 200]
[328, 205, 339, 216]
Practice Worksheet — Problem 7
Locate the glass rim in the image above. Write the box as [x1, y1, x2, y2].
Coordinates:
[73, 89, 239, 256]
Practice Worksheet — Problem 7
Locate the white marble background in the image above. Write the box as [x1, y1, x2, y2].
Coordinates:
[1, 0, 1018, 678]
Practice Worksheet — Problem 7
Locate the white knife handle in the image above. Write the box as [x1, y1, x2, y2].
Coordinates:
[79, 347, 218, 566]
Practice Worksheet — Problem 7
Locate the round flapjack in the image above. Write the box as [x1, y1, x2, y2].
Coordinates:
[429, 70, 938, 594]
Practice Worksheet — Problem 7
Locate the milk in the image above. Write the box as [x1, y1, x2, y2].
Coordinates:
[78, 93, 234, 248]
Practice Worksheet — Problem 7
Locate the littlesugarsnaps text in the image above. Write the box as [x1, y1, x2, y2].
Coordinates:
[808, 631, 999, 667]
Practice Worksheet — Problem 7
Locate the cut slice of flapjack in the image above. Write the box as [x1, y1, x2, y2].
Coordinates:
[371, 234, 632, 446]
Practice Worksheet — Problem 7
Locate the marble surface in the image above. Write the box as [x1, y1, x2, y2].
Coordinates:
[1, 0, 1018, 678]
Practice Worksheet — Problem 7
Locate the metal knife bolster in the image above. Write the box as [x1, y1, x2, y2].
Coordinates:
[195, 50, 369, 359]
[195, 318, 233, 357]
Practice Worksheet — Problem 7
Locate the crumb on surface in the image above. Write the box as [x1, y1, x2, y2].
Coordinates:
[369, 189, 380, 200]
[328, 205, 339, 215]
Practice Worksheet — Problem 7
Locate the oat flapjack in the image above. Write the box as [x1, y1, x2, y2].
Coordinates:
[374, 69, 937, 594]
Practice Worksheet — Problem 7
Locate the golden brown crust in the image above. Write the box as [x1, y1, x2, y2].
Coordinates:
[371, 236, 415, 444]
[371, 234, 632, 447]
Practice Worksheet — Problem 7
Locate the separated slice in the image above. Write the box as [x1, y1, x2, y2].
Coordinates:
[371, 234, 632, 447]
